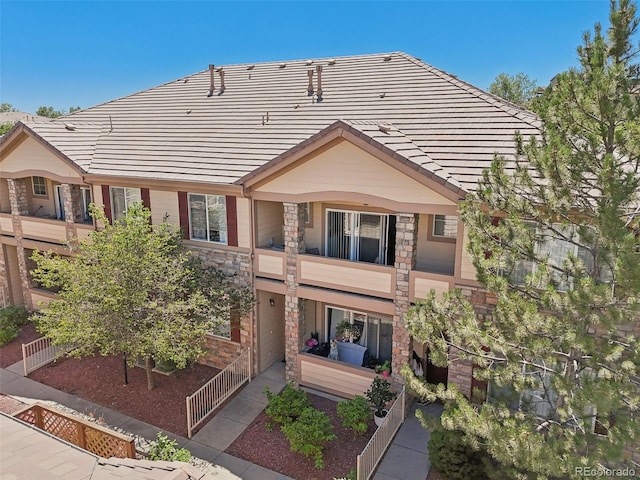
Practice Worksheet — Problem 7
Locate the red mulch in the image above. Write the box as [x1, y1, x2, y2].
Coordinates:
[28, 353, 218, 437]
[0, 322, 39, 368]
[227, 393, 376, 480]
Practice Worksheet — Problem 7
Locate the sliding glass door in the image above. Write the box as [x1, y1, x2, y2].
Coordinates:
[325, 209, 390, 264]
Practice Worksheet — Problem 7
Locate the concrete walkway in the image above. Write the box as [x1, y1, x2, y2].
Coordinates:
[1, 358, 440, 480]
[0, 361, 291, 480]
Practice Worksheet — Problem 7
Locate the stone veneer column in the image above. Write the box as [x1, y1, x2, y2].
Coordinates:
[392, 213, 418, 382]
[61, 184, 77, 242]
[7, 178, 32, 310]
[283, 202, 306, 382]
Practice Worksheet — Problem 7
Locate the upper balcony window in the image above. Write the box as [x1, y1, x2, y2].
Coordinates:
[188, 194, 227, 244]
[110, 187, 141, 222]
[325, 209, 394, 265]
[432, 215, 457, 240]
[32, 176, 47, 197]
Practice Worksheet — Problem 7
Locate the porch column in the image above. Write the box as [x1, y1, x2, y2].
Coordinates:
[392, 213, 418, 382]
[283, 202, 306, 382]
[7, 178, 32, 310]
[61, 184, 77, 241]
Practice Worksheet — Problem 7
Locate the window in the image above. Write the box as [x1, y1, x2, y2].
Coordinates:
[32, 176, 47, 196]
[325, 306, 392, 363]
[81, 187, 92, 222]
[209, 315, 231, 339]
[301, 202, 313, 227]
[432, 215, 457, 239]
[510, 224, 611, 290]
[110, 187, 141, 221]
[325, 209, 392, 264]
[188, 194, 227, 244]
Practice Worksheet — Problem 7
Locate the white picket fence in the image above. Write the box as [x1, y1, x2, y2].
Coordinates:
[357, 386, 406, 480]
[22, 337, 64, 376]
[186, 348, 251, 438]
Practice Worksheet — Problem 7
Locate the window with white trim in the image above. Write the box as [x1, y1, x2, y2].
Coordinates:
[209, 314, 231, 339]
[110, 187, 141, 221]
[433, 214, 457, 239]
[188, 194, 227, 244]
[32, 176, 47, 196]
[510, 224, 612, 290]
[325, 306, 392, 363]
[81, 187, 92, 222]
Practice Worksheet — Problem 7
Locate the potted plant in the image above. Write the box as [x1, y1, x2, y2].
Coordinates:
[375, 360, 391, 378]
[335, 320, 361, 343]
[365, 377, 397, 427]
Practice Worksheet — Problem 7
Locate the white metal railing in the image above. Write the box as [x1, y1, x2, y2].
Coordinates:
[22, 337, 65, 376]
[357, 386, 406, 480]
[186, 348, 251, 438]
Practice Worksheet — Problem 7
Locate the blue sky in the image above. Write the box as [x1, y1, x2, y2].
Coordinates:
[1, 1, 611, 114]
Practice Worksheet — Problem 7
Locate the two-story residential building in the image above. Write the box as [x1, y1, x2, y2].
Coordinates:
[0, 52, 541, 398]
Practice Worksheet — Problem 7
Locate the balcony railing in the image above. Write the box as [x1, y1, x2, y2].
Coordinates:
[254, 248, 286, 280]
[409, 270, 455, 302]
[298, 254, 396, 299]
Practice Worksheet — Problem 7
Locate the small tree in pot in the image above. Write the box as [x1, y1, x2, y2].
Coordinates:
[365, 377, 396, 426]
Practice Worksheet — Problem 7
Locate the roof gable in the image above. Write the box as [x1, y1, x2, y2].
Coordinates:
[0, 124, 86, 182]
[248, 121, 460, 208]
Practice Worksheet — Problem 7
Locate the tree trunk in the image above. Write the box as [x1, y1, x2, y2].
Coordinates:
[145, 357, 155, 390]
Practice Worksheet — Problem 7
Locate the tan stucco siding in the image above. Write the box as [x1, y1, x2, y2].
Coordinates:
[149, 190, 180, 226]
[460, 225, 477, 281]
[1, 137, 82, 180]
[255, 140, 456, 206]
[236, 198, 251, 249]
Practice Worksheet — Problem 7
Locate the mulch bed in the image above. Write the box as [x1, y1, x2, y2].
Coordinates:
[227, 393, 376, 480]
[28, 353, 218, 437]
[0, 322, 39, 368]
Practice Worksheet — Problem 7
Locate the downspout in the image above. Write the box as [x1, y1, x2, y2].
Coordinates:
[243, 183, 257, 376]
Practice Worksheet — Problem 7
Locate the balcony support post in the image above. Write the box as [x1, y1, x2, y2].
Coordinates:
[283, 202, 306, 383]
[392, 213, 418, 382]
[6, 178, 32, 309]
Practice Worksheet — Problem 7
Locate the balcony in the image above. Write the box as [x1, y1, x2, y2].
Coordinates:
[0, 213, 13, 235]
[298, 254, 395, 299]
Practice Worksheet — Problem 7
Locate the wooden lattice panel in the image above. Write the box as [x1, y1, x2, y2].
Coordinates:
[12, 404, 135, 459]
[41, 409, 79, 445]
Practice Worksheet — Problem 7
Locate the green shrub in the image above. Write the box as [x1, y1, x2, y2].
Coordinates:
[281, 407, 336, 469]
[334, 469, 357, 480]
[148, 432, 192, 462]
[428, 426, 486, 480]
[337, 395, 370, 435]
[264, 381, 311, 426]
[0, 306, 29, 346]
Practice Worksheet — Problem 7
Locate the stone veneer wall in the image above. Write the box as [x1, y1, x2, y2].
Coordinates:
[7, 178, 32, 310]
[446, 285, 496, 397]
[283, 202, 306, 382]
[187, 243, 253, 370]
[392, 213, 417, 382]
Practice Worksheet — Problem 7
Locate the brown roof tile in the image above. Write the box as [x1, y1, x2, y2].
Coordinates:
[14, 52, 541, 192]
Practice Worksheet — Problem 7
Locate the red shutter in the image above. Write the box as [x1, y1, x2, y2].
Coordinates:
[101, 185, 112, 224]
[226, 195, 238, 247]
[231, 314, 241, 343]
[178, 191, 190, 240]
[140, 188, 152, 224]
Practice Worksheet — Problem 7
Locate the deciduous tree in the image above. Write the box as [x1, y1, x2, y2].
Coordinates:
[488, 72, 538, 107]
[405, 1, 640, 477]
[31, 203, 253, 390]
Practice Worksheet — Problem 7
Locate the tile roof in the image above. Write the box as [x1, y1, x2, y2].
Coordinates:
[13, 52, 541, 192]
